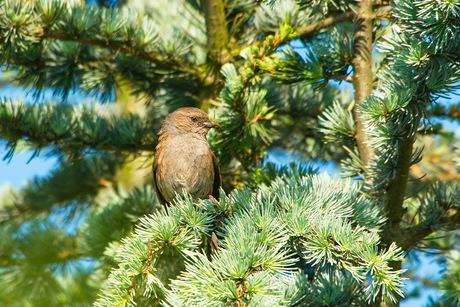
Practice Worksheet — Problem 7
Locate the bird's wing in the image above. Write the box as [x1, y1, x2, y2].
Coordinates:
[152, 154, 168, 206]
[212, 152, 221, 200]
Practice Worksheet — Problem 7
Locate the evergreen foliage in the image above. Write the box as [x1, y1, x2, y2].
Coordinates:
[96, 174, 403, 306]
[0, 0, 459, 306]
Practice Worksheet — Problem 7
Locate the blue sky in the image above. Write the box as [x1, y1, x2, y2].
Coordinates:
[0, 147, 58, 188]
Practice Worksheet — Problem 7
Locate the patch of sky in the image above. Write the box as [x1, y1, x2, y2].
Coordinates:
[266, 147, 339, 176]
[0, 82, 96, 105]
[401, 251, 444, 307]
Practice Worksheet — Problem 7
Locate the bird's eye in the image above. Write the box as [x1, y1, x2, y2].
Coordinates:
[191, 116, 197, 121]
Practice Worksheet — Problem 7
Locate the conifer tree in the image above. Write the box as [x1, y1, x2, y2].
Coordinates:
[0, 0, 459, 306]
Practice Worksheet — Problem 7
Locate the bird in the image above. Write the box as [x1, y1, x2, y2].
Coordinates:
[153, 107, 221, 206]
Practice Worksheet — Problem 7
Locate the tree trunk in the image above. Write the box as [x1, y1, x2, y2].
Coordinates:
[352, 0, 374, 166]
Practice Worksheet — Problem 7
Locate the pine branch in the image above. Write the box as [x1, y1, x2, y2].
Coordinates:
[80, 185, 160, 258]
[96, 173, 404, 306]
[42, 30, 200, 77]
[0, 0, 207, 99]
[95, 195, 209, 306]
[214, 64, 277, 172]
[0, 218, 92, 305]
[397, 210, 460, 250]
[247, 11, 355, 54]
[296, 11, 355, 42]
[396, 183, 460, 250]
[352, 0, 374, 166]
[0, 100, 158, 155]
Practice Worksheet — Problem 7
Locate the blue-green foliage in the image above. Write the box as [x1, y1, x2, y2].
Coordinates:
[96, 173, 403, 306]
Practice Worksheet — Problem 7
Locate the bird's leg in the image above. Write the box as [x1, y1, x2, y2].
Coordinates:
[208, 194, 219, 205]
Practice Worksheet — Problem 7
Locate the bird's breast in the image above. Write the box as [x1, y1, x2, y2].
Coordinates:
[155, 135, 215, 202]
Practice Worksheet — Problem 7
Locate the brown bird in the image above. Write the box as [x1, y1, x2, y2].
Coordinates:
[153, 107, 221, 205]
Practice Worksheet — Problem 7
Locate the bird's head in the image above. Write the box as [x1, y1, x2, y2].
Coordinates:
[159, 107, 221, 137]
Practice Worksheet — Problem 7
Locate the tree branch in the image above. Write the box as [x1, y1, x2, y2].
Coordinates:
[0, 101, 157, 155]
[43, 30, 200, 77]
[379, 99, 427, 252]
[0, 128, 156, 154]
[272, 11, 355, 51]
[296, 11, 355, 40]
[352, 0, 374, 167]
[385, 135, 415, 226]
[328, 74, 353, 82]
[239, 11, 354, 58]
[396, 209, 460, 250]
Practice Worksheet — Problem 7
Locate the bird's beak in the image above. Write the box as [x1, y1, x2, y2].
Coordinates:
[203, 120, 221, 130]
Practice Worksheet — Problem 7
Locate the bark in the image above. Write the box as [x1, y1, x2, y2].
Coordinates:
[385, 136, 415, 226]
[351, 3, 402, 306]
[199, 0, 233, 108]
[202, 0, 232, 65]
[352, 0, 374, 166]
